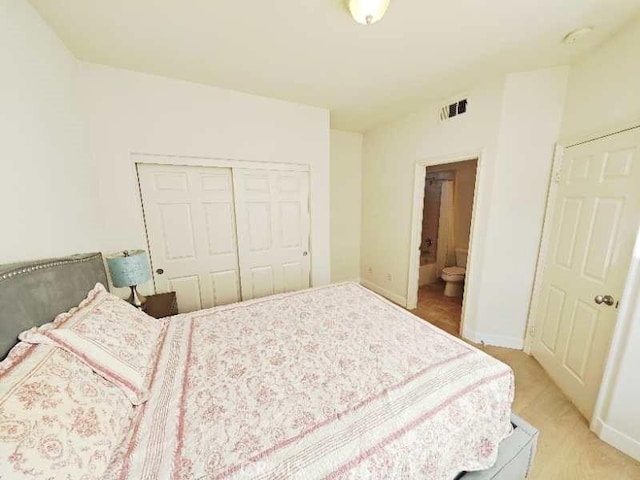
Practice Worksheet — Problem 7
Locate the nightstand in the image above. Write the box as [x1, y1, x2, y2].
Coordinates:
[142, 292, 178, 319]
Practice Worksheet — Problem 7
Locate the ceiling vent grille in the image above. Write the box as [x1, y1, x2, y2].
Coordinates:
[440, 98, 468, 122]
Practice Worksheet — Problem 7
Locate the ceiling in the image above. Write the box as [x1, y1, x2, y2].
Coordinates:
[29, 0, 640, 131]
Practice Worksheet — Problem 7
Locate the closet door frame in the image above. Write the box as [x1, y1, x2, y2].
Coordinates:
[132, 153, 310, 296]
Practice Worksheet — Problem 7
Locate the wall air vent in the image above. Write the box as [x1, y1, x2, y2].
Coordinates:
[439, 97, 468, 122]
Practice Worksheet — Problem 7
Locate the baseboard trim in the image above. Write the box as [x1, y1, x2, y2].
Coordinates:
[359, 279, 407, 307]
[330, 277, 361, 284]
[592, 417, 640, 461]
[463, 327, 524, 350]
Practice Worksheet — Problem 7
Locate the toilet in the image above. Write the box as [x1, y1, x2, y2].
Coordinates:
[441, 249, 468, 297]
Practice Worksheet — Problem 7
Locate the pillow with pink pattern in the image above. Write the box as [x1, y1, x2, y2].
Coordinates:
[0, 342, 135, 479]
[19, 283, 163, 405]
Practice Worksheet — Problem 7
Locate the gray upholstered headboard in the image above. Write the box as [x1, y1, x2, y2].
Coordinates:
[0, 252, 107, 359]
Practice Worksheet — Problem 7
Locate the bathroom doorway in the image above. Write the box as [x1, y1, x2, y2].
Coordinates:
[408, 157, 479, 336]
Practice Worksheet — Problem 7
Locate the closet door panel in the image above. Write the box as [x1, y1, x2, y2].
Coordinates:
[138, 164, 242, 313]
[167, 275, 202, 313]
[246, 202, 273, 251]
[282, 262, 304, 292]
[250, 265, 275, 299]
[210, 270, 241, 306]
[203, 202, 236, 255]
[234, 168, 311, 300]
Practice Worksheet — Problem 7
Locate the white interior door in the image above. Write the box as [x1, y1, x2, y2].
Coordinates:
[138, 163, 241, 313]
[233, 168, 310, 300]
[532, 127, 640, 419]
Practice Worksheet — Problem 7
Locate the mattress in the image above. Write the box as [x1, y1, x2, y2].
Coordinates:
[105, 282, 514, 479]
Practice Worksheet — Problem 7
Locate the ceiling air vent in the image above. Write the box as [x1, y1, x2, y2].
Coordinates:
[440, 98, 468, 122]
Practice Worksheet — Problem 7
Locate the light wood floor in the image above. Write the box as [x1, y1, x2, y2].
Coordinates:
[411, 282, 640, 480]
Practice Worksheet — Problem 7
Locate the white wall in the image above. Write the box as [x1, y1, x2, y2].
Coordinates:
[560, 17, 640, 141]
[474, 67, 569, 346]
[562, 17, 640, 461]
[79, 64, 330, 295]
[0, 0, 331, 291]
[361, 75, 505, 311]
[360, 67, 568, 348]
[330, 130, 362, 282]
[0, 0, 100, 264]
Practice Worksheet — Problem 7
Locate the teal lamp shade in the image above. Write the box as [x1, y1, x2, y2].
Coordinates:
[106, 250, 151, 288]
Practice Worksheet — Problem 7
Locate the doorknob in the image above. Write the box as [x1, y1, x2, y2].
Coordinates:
[302, 251, 308, 256]
[156, 268, 164, 275]
[594, 294, 615, 306]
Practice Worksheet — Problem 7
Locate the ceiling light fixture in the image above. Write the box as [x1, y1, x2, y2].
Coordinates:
[348, 0, 390, 25]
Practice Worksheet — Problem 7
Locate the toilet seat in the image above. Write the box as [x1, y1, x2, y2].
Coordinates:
[442, 266, 465, 277]
[442, 250, 468, 298]
[442, 266, 466, 297]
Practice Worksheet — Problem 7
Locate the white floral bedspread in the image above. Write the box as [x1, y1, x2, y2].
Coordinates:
[106, 283, 514, 480]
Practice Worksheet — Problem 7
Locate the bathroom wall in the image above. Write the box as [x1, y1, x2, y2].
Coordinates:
[426, 159, 477, 251]
[419, 160, 477, 286]
[419, 179, 443, 286]
[420, 180, 441, 265]
[453, 160, 477, 250]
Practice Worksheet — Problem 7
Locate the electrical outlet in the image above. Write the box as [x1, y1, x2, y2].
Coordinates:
[385, 273, 392, 281]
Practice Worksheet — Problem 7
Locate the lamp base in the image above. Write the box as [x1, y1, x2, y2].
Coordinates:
[127, 285, 147, 308]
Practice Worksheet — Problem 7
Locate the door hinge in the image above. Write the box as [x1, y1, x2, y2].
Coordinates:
[553, 169, 562, 183]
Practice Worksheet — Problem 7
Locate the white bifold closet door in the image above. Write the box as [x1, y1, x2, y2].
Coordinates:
[138, 163, 310, 313]
[232, 169, 310, 300]
[138, 164, 241, 312]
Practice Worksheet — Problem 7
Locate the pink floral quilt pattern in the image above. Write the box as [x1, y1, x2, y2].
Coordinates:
[0, 343, 135, 479]
[105, 283, 514, 480]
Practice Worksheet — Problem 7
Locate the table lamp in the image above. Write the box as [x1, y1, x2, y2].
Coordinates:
[106, 250, 151, 307]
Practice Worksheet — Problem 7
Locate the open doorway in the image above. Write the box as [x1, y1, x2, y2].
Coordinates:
[409, 158, 478, 336]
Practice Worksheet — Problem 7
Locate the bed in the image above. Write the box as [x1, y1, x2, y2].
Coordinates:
[0, 253, 537, 479]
